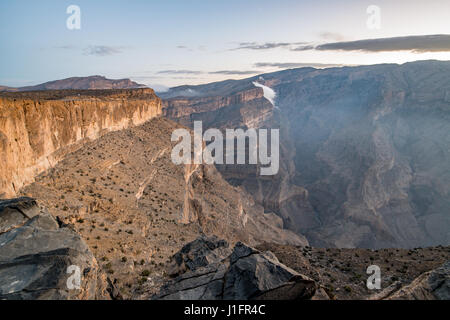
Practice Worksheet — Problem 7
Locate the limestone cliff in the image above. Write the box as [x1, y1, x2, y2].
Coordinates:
[162, 87, 272, 129]
[0, 89, 162, 198]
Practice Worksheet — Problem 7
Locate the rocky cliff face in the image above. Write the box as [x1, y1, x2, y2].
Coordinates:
[161, 60, 450, 249]
[386, 260, 450, 300]
[0, 89, 162, 198]
[163, 87, 273, 129]
[271, 61, 450, 248]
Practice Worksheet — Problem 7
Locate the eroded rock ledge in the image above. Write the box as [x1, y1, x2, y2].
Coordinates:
[0, 197, 117, 299]
[385, 261, 450, 300]
[153, 236, 317, 300]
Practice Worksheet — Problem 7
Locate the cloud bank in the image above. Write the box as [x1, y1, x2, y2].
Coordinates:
[315, 34, 450, 52]
[232, 42, 306, 50]
[233, 34, 450, 53]
[209, 70, 260, 75]
[254, 62, 343, 69]
[83, 45, 123, 56]
[157, 70, 204, 75]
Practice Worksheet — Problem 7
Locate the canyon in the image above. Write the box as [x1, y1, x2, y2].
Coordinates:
[0, 61, 449, 299]
[161, 60, 450, 249]
[0, 88, 305, 298]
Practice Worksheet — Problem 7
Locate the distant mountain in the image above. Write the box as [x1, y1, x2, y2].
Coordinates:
[0, 86, 17, 92]
[0, 76, 147, 91]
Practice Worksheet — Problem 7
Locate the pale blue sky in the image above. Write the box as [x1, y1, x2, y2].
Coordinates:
[1, 0, 450, 89]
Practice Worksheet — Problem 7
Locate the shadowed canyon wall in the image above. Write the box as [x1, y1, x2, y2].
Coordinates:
[161, 61, 450, 249]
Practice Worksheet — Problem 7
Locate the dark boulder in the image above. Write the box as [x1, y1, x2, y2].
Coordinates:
[386, 260, 450, 300]
[154, 236, 316, 300]
[0, 197, 114, 299]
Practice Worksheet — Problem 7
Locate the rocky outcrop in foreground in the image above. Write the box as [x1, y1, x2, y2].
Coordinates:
[153, 236, 316, 300]
[386, 261, 450, 300]
[367, 260, 449, 300]
[258, 242, 450, 300]
[0, 197, 115, 299]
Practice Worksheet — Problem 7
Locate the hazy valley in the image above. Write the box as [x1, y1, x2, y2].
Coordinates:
[162, 60, 450, 249]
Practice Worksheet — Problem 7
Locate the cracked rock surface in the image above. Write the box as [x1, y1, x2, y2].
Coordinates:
[386, 260, 450, 300]
[0, 197, 115, 299]
[153, 236, 316, 300]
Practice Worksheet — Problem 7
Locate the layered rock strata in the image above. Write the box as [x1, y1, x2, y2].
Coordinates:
[0, 89, 162, 197]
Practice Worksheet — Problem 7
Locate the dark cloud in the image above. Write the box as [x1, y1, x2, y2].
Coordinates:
[156, 70, 204, 75]
[290, 45, 315, 51]
[55, 45, 77, 50]
[209, 70, 260, 75]
[232, 34, 450, 53]
[176, 45, 206, 51]
[315, 34, 450, 52]
[254, 62, 343, 69]
[170, 76, 205, 80]
[176, 45, 194, 51]
[83, 45, 123, 56]
[231, 42, 306, 50]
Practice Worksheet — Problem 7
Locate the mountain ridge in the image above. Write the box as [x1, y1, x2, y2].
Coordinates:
[0, 75, 147, 92]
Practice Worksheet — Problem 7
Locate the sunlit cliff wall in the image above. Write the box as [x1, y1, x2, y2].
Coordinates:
[0, 89, 162, 197]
